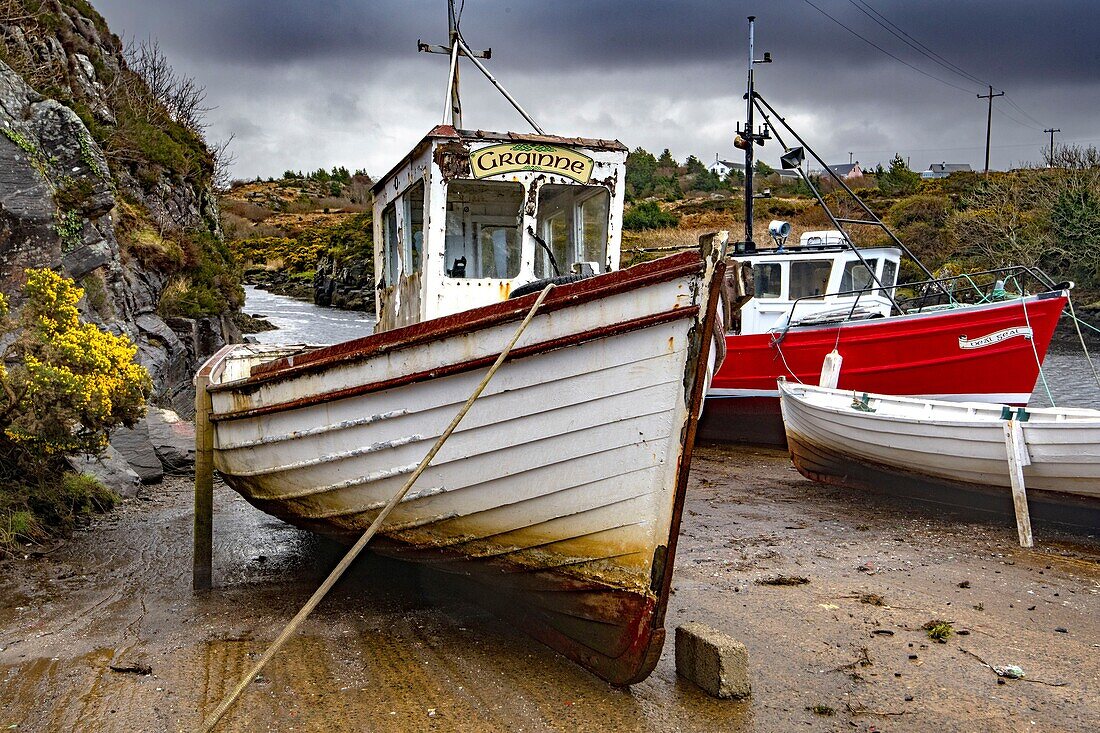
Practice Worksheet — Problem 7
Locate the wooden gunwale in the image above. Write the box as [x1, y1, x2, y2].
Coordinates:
[210, 305, 699, 423]
[211, 251, 702, 394]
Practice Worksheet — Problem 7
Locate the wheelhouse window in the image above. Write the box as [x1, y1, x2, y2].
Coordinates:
[839, 258, 880, 293]
[381, 182, 425, 284]
[881, 259, 898, 297]
[382, 201, 399, 284]
[534, 185, 610, 278]
[753, 262, 782, 299]
[445, 181, 523, 279]
[789, 260, 832, 300]
[405, 181, 424, 274]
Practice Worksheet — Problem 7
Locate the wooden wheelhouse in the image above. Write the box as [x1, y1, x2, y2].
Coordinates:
[371, 126, 627, 333]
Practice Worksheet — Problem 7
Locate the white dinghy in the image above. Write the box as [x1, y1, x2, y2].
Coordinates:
[778, 379, 1100, 530]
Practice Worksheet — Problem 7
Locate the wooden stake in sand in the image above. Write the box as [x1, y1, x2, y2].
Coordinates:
[1003, 418, 1034, 548]
[197, 284, 555, 733]
[193, 371, 214, 591]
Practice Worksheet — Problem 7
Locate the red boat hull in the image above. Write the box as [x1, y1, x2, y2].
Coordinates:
[701, 291, 1068, 445]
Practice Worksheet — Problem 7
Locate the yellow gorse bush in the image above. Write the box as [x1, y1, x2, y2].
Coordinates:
[0, 269, 151, 460]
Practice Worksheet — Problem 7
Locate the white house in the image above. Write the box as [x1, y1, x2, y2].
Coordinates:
[921, 162, 973, 179]
[709, 155, 746, 180]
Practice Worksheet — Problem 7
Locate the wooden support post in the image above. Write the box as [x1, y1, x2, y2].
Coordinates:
[194, 373, 214, 590]
[1003, 419, 1034, 548]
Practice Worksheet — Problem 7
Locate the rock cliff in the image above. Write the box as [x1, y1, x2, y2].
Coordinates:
[0, 0, 240, 415]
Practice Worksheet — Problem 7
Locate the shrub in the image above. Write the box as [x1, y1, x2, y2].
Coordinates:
[122, 225, 186, 272]
[0, 269, 151, 465]
[886, 195, 952, 229]
[877, 155, 921, 196]
[623, 201, 680, 231]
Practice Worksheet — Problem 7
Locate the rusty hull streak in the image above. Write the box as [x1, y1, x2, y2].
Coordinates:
[633, 256, 726, 682]
[210, 307, 698, 422]
[221, 476, 667, 684]
[223, 251, 702, 392]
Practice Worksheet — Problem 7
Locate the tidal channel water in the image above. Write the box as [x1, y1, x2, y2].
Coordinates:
[244, 285, 1100, 409]
[244, 284, 375, 345]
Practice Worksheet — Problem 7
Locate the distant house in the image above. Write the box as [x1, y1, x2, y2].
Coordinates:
[825, 162, 864, 179]
[921, 162, 973, 179]
[774, 169, 800, 180]
[709, 155, 746, 180]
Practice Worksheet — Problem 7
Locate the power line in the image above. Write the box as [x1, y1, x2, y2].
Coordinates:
[847, 0, 986, 91]
[848, 137, 1100, 156]
[1002, 94, 1046, 128]
[993, 106, 1044, 132]
[800, 0, 978, 95]
[857, 1, 1049, 133]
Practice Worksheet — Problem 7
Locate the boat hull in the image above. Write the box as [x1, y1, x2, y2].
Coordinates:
[200, 251, 723, 685]
[779, 382, 1100, 528]
[702, 291, 1068, 445]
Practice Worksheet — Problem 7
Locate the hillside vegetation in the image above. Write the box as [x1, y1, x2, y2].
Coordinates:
[1, 0, 242, 320]
[621, 146, 1100, 297]
[221, 169, 373, 302]
[222, 145, 1100, 317]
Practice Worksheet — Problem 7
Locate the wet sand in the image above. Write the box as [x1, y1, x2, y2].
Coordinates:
[2, 444, 1098, 732]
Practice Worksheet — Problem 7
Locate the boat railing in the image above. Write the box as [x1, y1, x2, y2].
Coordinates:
[772, 264, 1063, 337]
[895, 265, 1062, 312]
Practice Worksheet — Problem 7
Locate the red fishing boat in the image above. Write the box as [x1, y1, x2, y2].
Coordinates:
[702, 233, 1068, 443]
[700, 20, 1069, 444]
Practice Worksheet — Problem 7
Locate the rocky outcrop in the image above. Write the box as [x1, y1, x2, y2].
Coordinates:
[0, 2, 239, 415]
[67, 444, 142, 499]
[314, 253, 374, 311]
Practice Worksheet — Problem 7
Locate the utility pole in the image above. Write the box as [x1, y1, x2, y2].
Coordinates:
[1044, 127, 1061, 167]
[977, 85, 1004, 174]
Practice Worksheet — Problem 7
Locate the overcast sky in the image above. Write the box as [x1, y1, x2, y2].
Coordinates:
[93, 0, 1100, 180]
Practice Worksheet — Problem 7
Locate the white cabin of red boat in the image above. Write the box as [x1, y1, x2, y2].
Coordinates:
[732, 230, 902, 334]
[370, 125, 628, 332]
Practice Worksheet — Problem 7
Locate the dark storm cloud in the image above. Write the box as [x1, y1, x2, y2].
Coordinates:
[97, 0, 1100, 81]
[92, 0, 1100, 178]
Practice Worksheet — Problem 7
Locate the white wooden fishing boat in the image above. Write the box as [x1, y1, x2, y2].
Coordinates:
[193, 10, 729, 680]
[199, 246, 723, 684]
[778, 379, 1100, 523]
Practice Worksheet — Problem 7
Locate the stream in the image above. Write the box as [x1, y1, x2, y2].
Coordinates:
[244, 284, 375, 345]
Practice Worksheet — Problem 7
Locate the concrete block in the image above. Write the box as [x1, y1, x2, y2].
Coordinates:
[675, 622, 751, 699]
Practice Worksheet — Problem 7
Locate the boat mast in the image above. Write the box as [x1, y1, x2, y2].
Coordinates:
[743, 17, 755, 251]
[737, 16, 771, 253]
[418, 0, 545, 133]
[447, 0, 462, 127]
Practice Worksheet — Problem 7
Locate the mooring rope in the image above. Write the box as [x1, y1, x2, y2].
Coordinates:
[1065, 296, 1100, 389]
[197, 283, 556, 733]
[1021, 297, 1055, 407]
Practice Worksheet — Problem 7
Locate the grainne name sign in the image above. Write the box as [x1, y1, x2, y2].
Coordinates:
[471, 143, 594, 183]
